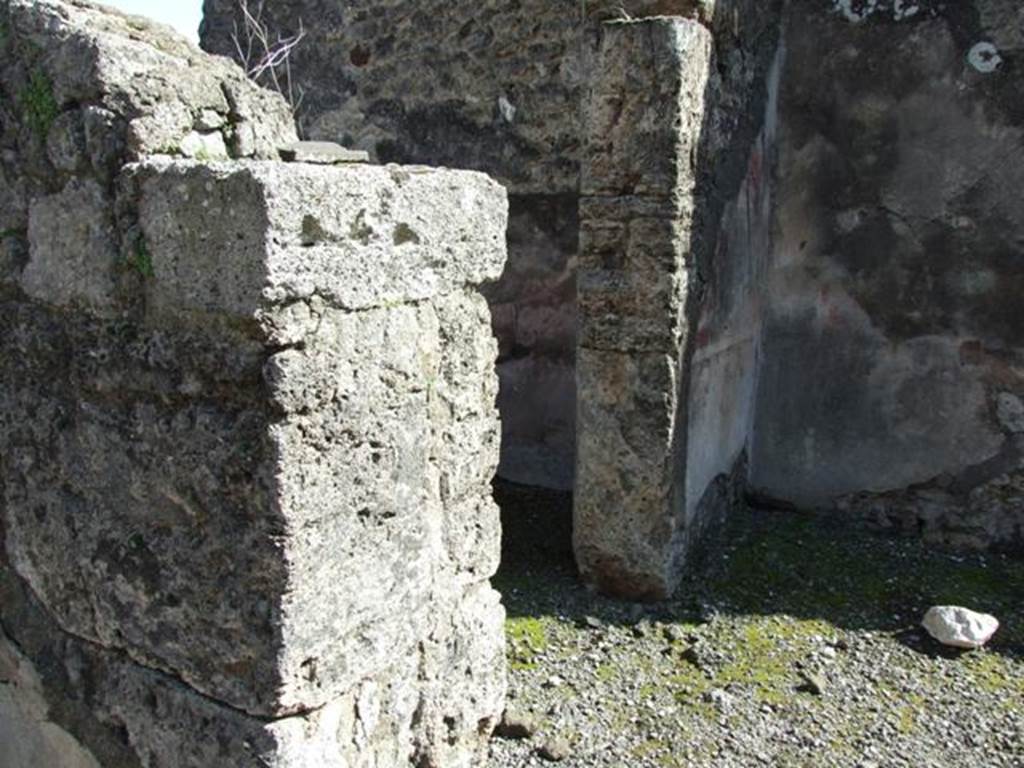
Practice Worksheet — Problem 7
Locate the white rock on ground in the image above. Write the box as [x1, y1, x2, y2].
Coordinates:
[921, 606, 1000, 649]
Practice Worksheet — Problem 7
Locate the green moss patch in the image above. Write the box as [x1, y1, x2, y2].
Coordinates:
[20, 69, 58, 141]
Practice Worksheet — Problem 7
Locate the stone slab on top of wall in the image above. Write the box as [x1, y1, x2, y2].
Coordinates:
[1, 1, 509, 766]
[575, 17, 714, 600]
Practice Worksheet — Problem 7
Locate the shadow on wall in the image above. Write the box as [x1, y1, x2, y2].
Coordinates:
[748, 0, 1024, 552]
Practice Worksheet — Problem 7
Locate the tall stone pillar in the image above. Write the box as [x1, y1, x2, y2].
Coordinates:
[574, 18, 714, 600]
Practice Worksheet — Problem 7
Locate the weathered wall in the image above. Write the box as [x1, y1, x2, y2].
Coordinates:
[1, 1, 507, 765]
[751, 0, 1024, 549]
[198, 0, 788, 494]
[201, 0, 583, 489]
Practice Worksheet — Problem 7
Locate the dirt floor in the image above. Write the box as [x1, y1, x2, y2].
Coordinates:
[488, 481, 1024, 768]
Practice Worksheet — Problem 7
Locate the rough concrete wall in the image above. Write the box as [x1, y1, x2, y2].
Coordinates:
[200, 0, 582, 489]
[1, 1, 507, 765]
[751, 0, 1024, 549]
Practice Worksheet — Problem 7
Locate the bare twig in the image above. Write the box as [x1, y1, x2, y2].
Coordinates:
[230, 0, 306, 118]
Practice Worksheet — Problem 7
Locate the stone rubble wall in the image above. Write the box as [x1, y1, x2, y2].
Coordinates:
[200, 0, 584, 490]
[197, 0, 785, 503]
[0, 1, 507, 766]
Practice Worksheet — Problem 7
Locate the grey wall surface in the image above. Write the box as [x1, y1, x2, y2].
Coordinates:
[751, 0, 1024, 548]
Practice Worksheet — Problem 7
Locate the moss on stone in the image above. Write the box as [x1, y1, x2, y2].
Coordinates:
[127, 240, 154, 279]
[19, 69, 58, 141]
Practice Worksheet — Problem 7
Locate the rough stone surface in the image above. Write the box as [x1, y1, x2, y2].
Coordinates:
[0, 0, 297, 314]
[21, 178, 119, 314]
[922, 606, 1000, 649]
[279, 140, 370, 164]
[130, 159, 506, 318]
[574, 7, 781, 599]
[1, 2, 507, 766]
[574, 19, 711, 600]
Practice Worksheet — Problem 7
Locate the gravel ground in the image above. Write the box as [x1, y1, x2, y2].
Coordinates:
[488, 481, 1024, 768]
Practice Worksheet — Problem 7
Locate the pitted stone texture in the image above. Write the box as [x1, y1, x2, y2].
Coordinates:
[414, 583, 507, 768]
[2, 0, 297, 317]
[2, 550, 503, 768]
[201, 0, 583, 196]
[2, 7, 508, 752]
[2, 245, 506, 721]
[6, 0, 296, 162]
[130, 160, 507, 320]
[574, 19, 713, 601]
[0, 592, 424, 768]
[575, 349, 686, 600]
[21, 178, 118, 313]
[581, 19, 712, 204]
[577, 216, 694, 352]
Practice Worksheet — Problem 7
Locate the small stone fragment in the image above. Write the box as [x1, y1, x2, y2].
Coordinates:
[922, 606, 999, 649]
[494, 708, 539, 740]
[279, 140, 370, 164]
[798, 672, 826, 696]
[680, 645, 704, 669]
[179, 130, 228, 160]
[195, 109, 226, 131]
[537, 736, 572, 762]
[543, 675, 565, 689]
[996, 393, 1024, 433]
[664, 625, 685, 643]
[583, 615, 603, 630]
[703, 688, 734, 710]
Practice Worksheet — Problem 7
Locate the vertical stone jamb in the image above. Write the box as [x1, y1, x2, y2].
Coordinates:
[575, 18, 713, 600]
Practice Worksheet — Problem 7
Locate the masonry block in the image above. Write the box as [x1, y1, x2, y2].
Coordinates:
[575, 18, 714, 600]
[1, 2, 508, 765]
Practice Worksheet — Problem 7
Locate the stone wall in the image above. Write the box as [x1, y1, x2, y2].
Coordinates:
[0, 1, 507, 765]
[750, 0, 1024, 550]
[198, 0, 789, 495]
[197, 0, 1023, 582]
[201, 0, 583, 489]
